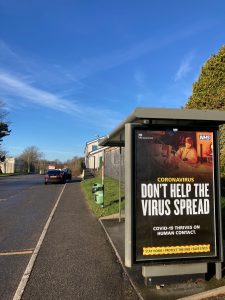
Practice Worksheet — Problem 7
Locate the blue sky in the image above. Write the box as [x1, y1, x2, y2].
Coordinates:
[0, 0, 225, 161]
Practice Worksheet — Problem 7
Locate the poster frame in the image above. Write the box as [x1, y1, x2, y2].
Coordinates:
[131, 123, 222, 265]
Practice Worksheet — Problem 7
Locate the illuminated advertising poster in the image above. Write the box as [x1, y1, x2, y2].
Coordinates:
[133, 128, 218, 263]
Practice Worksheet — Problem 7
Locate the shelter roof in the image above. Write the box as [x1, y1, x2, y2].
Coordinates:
[99, 107, 225, 147]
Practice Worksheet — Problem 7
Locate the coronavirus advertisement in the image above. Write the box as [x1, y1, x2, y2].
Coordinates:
[133, 128, 218, 263]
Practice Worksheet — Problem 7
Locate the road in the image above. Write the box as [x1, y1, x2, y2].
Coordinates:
[0, 174, 64, 300]
[0, 175, 138, 300]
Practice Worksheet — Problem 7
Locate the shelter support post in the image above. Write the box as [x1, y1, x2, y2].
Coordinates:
[125, 123, 133, 267]
[215, 263, 222, 280]
[215, 130, 223, 280]
[118, 144, 122, 222]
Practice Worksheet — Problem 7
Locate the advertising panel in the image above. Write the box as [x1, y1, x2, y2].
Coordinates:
[133, 128, 218, 263]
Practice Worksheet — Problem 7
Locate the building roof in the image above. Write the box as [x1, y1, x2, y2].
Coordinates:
[88, 146, 109, 156]
[85, 136, 105, 146]
[99, 107, 225, 147]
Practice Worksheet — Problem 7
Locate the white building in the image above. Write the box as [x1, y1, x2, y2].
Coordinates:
[0, 157, 15, 173]
[84, 137, 108, 170]
[0, 157, 25, 174]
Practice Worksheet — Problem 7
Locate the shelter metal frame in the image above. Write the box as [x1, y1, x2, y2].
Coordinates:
[100, 108, 225, 280]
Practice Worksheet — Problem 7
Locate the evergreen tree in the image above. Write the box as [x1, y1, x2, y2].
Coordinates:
[186, 46, 225, 173]
[186, 46, 225, 110]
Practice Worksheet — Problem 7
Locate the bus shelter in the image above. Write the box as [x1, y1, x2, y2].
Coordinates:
[100, 107, 225, 282]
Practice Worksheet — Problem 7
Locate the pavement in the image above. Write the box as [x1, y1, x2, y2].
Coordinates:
[18, 181, 225, 300]
[20, 181, 138, 300]
[100, 217, 225, 300]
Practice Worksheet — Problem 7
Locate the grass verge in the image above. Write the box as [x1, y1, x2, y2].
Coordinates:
[81, 176, 124, 218]
[0, 173, 15, 177]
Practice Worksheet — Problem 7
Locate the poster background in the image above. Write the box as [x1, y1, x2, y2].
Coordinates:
[133, 128, 217, 263]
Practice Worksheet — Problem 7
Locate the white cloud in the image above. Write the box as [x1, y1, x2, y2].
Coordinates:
[0, 22, 207, 85]
[0, 70, 122, 130]
[175, 52, 195, 81]
[0, 71, 81, 113]
[0, 40, 18, 58]
[72, 28, 204, 80]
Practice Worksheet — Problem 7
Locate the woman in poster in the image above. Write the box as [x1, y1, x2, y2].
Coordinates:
[175, 137, 198, 165]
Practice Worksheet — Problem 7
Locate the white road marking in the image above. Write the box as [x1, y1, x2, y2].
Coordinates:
[0, 250, 33, 256]
[13, 184, 67, 300]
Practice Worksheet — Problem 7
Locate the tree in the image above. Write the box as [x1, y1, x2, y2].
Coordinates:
[19, 146, 43, 173]
[185, 46, 225, 172]
[186, 46, 225, 110]
[65, 156, 84, 176]
[0, 100, 10, 161]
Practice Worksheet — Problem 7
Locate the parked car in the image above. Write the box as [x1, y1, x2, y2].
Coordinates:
[44, 169, 65, 184]
[61, 168, 72, 180]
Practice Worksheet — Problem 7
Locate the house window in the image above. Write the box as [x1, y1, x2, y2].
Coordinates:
[92, 145, 98, 151]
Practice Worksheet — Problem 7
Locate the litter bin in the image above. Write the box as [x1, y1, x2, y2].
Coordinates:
[92, 183, 103, 193]
[95, 190, 104, 206]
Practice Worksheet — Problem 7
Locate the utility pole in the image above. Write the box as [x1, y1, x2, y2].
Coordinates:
[97, 135, 100, 172]
[27, 156, 30, 173]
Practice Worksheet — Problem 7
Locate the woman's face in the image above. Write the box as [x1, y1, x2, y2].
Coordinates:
[185, 138, 193, 149]
[185, 142, 192, 149]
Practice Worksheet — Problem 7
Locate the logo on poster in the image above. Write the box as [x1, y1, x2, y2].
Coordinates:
[199, 135, 211, 140]
[138, 133, 153, 140]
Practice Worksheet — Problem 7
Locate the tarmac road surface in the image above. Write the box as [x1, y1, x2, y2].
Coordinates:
[0, 174, 66, 300]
